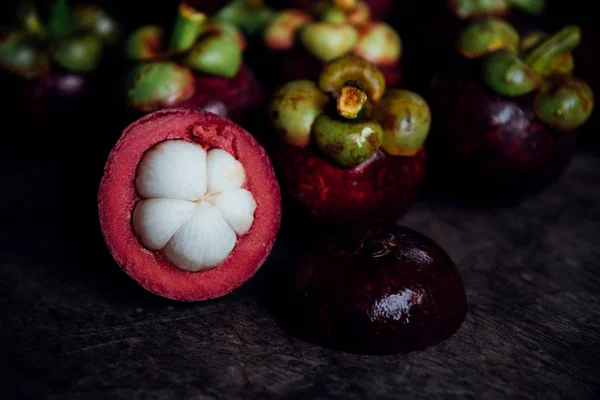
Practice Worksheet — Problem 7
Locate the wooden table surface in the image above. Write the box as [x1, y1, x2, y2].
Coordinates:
[1, 152, 599, 399]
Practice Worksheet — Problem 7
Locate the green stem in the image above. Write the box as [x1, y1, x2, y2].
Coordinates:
[48, 0, 73, 39]
[169, 3, 206, 52]
[524, 26, 581, 75]
[18, 2, 46, 38]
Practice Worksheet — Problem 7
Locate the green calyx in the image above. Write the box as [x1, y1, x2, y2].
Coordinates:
[169, 4, 207, 53]
[373, 90, 431, 156]
[352, 22, 401, 66]
[185, 32, 242, 78]
[73, 5, 120, 45]
[458, 18, 519, 59]
[127, 62, 195, 112]
[459, 20, 594, 131]
[0, 31, 49, 79]
[534, 77, 594, 131]
[269, 80, 329, 147]
[313, 114, 384, 168]
[213, 0, 274, 36]
[126, 26, 164, 61]
[508, 0, 545, 16]
[268, 55, 431, 167]
[447, 0, 544, 18]
[523, 26, 580, 77]
[264, 10, 311, 50]
[125, 3, 245, 93]
[319, 55, 386, 101]
[482, 50, 542, 96]
[1, 1, 119, 77]
[300, 22, 358, 62]
[51, 34, 103, 72]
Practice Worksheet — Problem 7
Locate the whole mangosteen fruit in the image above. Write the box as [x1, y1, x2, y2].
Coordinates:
[99, 108, 281, 301]
[124, 3, 262, 128]
[394, 0, 548, 93]
[0, 0, 120, 146]
[260, 0, 402, 92]
[428, 19, 594, 204]
[270, 223, 468, 354]
[268, 55, 430, 223]
[269, 0, 393, 20]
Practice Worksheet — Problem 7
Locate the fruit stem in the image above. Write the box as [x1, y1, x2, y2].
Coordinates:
[48, 0, 73, 39]
[18, 2, 46, 38]
[169, 3, 207, 53]
[524, 26, 581, 76]
[337, 81, 367, 119]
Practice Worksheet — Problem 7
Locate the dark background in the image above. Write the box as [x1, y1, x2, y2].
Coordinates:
[1, 1, 599, 398]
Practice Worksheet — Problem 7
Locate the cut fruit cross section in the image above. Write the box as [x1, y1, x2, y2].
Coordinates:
[132, 140, 257, 272]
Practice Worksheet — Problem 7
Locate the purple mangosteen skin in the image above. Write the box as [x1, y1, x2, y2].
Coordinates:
[271, 224, 468, 354]
[178, 65, 263, 127]
[427, 60, 577, 204]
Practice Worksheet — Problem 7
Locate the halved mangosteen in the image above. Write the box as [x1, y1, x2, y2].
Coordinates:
[124, 2, 262, 127]
[268, 55, 430, 223]
[270, 223, 468, 354]
[99, 108, 281, 301]
[428, 19, 594, 204]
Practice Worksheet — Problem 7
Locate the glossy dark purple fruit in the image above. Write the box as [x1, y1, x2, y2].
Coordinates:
[271, 224, 468, 354]
[428, 60, 577, 204]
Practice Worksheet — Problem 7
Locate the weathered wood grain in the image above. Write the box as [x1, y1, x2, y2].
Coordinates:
[1, 153, 599, 399]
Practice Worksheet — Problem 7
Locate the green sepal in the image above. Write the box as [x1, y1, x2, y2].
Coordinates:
[185, 33, 242, 78]
[0, 30, 49, 79]
[51, 34, 103, 73]
[458, 18, 519, 59]
[127, 62, 196, 111]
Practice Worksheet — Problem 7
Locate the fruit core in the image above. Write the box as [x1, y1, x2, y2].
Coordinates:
[132, 139, 257, 272]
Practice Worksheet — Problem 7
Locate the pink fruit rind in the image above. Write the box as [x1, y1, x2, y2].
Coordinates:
[99, 108, 281, 301]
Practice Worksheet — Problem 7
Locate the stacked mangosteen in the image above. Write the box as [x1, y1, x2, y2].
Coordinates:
[4, 0, 593, 355]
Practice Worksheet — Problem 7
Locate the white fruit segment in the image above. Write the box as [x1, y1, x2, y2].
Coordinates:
[132, 140, 257, 272]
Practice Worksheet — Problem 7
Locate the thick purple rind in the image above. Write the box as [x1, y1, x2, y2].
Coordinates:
[270, 224, 468, 354]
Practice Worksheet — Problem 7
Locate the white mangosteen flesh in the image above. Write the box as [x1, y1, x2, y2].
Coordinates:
[132, 140, 257, 272]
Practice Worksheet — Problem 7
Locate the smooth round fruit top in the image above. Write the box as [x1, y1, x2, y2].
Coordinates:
[457, 19, 594, 131]
[272, 224, 468, 354]
[268, 55, 431, 168]
[262, 0, 401, 67]
[125, 3, 247, 112]
[0, 1, 119, 79]
[99, 108, 281, 301]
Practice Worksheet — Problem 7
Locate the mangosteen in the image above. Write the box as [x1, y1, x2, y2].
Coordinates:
[0, 0, 120, 147]
[267, 55, 430, 223]
[394, 0, 548, 93]
[124, 2, 262, 128]
[260, 0, 402, 92]
[270, 223, 468, 354]
[268, 0, 393, 20]
[428, 19, 594, 205]
[99, 108, 281, 301]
